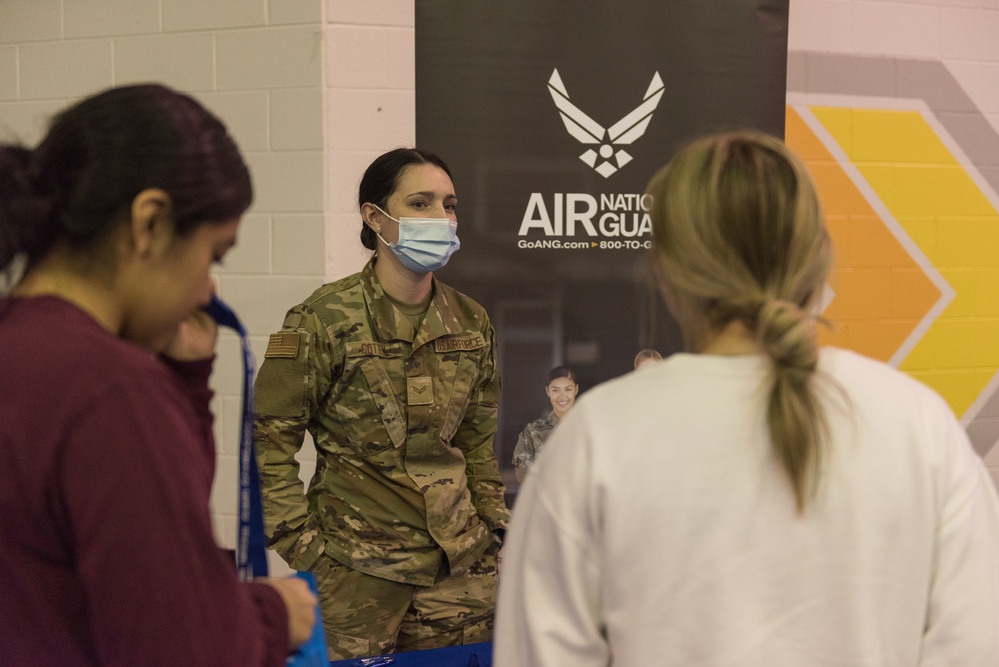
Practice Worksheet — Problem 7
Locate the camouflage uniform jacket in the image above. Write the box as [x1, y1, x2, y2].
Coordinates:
[512, 411, 559, 475]
[253, 259, 510, 586]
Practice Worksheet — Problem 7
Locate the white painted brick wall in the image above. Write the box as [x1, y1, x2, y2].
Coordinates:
[0, 0, 61, 44]
[322, 0, 415, 281]
[162, 0, 266, 32]
[273, 214, 326, 275]
[20, 41, 114, 99]
[200, 91, 271, 151]
[115, 33, 217, 91]
[0, 46, 16, 100]
[64, 0, 160, 39]
[217, 26, 322, 90]
[326, 25, 414, 89]
[269, 0, 323, 27]
[272, 88, 324, 150]
[852, 3, 940, 58]
[325, 0, 414, 27]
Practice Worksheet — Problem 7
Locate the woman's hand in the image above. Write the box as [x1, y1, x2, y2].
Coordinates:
[163, 308, 219, 361]
[260, 577, 319, 651]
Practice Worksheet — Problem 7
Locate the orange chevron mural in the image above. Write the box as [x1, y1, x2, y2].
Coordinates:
[786, 107, 943, 363]
[787, 103, 999, 417]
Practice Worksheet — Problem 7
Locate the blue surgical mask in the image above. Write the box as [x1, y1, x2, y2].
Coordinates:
[372, 205, 460, 273]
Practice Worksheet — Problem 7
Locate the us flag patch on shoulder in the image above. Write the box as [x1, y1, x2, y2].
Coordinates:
[265, 332, 300, 358]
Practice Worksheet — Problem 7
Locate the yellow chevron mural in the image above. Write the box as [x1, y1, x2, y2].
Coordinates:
[787, 104, 999, 417]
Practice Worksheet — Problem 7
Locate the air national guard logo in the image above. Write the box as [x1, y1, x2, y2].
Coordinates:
[548, 68, 665, 178]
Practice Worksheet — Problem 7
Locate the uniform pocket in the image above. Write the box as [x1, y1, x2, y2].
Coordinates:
[333, 350, 407, 455]
[310, 556, 374, 659]
[327, 631, 370, 661]
[438, 353, 480, 443]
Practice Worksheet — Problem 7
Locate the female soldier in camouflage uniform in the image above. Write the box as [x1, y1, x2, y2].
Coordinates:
[512, 366, 578, 482]
[253, 148, 509, 660]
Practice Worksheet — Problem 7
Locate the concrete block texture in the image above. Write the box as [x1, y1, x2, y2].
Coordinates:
[209, 454, 239, 516]
[324, 149, 386, 213]
[269, 0, 322, 26]
[326, 0, 414, 27]
[325, 88, 414, 151]
[217, 25, 322, 90]
[852, 3, 939, 58]
[271, 87, 324, 150]
[273, 213, 326, 275]
[163, 0, 265, 32]
[216, 395, 244, 457]
[0, 47, 16, 100]
[218, 274, 326, 335]
[216, 213, 273, 275]
[65, 0, 160, 39]
[324, 210, 374, 282]
[325, 25, 414, 89]
[0, 0, 61, 44]
[20, 40, 112, 100]
[0, 100, 68, 146]
[244, 149, 324, 212]
[198, 90, 271, 152]
[939, 8, 999, 61]
[787, 0, 855, 53]
[115, 32, 215, 92]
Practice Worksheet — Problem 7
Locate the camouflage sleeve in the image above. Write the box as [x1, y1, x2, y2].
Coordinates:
[253, 305, 334, 571]
[512, 426, 534, 472]
[454, 322, 511, 531]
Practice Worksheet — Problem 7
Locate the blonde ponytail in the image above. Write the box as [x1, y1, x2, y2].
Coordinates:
[755, 299, 825, 512]
[647, 131, 834, 513]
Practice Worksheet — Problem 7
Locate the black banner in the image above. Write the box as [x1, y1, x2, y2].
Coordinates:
[416, 1, 790, 478]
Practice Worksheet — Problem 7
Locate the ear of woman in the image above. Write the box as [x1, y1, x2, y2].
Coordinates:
[128, 188, 173, 259]
[359, 202, 382, 235]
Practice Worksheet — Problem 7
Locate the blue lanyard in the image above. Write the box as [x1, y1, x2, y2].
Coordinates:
[203, 295, 269, 581]
[205, 298, 332, 667]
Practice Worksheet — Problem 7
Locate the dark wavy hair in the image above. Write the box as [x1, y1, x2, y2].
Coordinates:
[357, 148, 453, 250]
[0, 83, 252, 270]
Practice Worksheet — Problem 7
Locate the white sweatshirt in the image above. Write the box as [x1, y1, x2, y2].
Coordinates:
[494, 348, 999, 666]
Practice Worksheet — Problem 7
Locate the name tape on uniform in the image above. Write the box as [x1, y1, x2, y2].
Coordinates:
[346, 341, 403, 358]
[434, 334, 486, 353]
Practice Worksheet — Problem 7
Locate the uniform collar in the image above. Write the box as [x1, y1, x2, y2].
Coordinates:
[360, 257, 464, 345]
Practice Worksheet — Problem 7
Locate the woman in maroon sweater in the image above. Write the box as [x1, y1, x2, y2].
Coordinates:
[0, 84, 316, 666]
